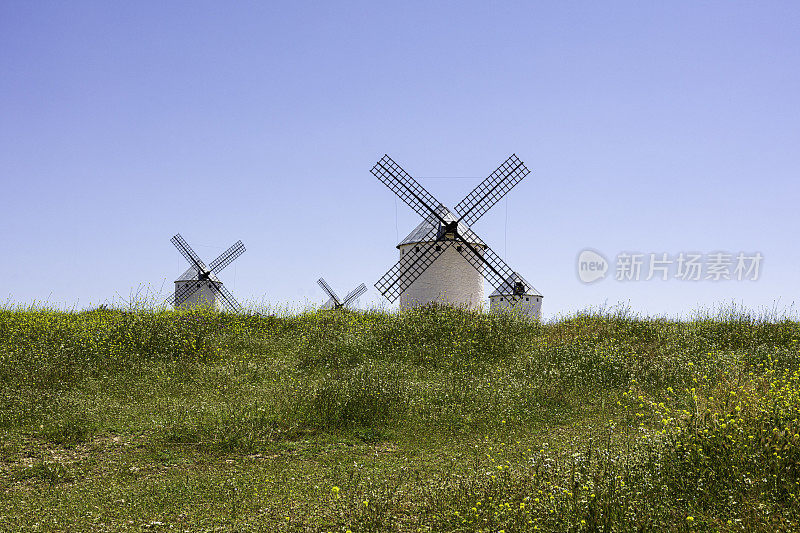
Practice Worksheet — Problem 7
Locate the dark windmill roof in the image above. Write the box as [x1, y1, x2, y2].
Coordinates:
[489, 272, 543, 298]
[397, 206, 486, 248]
[175, 267, 222, 283]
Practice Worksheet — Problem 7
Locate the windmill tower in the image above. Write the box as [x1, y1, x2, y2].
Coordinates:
[317, 278, 368, 310]
[371, 154, 543, 314]
[396, 206, 486, 309]
[169, 233, 246, 312]
[488, 272, 543, 319]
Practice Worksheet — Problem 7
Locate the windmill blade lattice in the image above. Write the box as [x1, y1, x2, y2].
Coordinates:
[453, 154, 529, 227]
[375, 239, 454, 302]
[342, 283, 368, 307]
[453, 240, 534, 303]
[317, 278, 367, 309]
[209, 240, 246, 274]
[215, 283, 243, 312]
[317, 278, 342, 306]
[371, 155, 447, 225]
[171, 234, 208, 272]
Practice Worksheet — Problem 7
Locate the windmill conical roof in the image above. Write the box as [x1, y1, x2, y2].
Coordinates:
[397, 206, 486, 248]
[489, 272, 542, 297]
[175, 267, 222, 283]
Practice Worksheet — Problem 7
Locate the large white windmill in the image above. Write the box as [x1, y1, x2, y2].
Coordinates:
[168, 233, 246, 312]
[371, 155, 543, 319]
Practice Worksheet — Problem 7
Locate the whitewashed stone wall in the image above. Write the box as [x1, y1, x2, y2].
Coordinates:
[174, 281, 222, 310]
[397, 243, 484, 309]
[489, 294, 542, 320]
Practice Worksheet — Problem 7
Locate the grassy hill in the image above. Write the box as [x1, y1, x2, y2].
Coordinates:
[1, 305, 798, 531]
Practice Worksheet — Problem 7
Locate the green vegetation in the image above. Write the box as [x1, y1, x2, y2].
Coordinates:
[0, 304, 798, 531]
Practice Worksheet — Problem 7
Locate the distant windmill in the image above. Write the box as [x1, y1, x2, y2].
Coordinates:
[317, 278, 367, 310]
[371, 154, 543, 318]
[169, 233, 245, 312]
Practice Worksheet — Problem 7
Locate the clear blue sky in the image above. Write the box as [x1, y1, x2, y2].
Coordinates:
[1, 1, 798, 318]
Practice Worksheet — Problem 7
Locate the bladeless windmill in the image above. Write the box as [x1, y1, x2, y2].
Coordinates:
[317, 278, 368, 310]
[371, 154, 543, 319]
[169, 233, 245, 312]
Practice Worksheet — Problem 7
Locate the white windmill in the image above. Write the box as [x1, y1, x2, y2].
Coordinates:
[316, 278, 368, 310]
[488, 272, 543, 320]
[168, 233, 246, 312]
[371, 155, 543, 318]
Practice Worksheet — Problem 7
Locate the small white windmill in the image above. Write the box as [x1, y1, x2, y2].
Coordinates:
[317, 278, 368, 310]
[169, 233, 245, 312]
[371, 154, 543, 316]
[488, 272, 543, 320]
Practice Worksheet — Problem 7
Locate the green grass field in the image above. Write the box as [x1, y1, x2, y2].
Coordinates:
[1, 304, 798, 531]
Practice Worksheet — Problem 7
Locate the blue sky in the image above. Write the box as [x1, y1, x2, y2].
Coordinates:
[1, 1, 798, 318]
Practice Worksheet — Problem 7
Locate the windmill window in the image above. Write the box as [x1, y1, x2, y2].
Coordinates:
[435, 245, 441, 251]
[526, 297, 529, 301]
[456, 246, 462, 251]
[414, 246, 419, 253]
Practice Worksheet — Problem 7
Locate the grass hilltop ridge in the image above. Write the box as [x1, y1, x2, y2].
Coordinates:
[1, 304, 799, 531]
